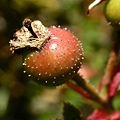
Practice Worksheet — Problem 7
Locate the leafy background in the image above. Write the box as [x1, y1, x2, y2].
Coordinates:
[0, 0, 117, 119]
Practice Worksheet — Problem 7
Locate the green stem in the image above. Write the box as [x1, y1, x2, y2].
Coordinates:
[72, 73, 113, 113]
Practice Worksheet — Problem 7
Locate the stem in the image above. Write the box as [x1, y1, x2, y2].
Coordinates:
[66, 81, 92, 100]
[102, 30, 120, 85]
[100, 29, 120, 105]
[72, 73, 113, 112]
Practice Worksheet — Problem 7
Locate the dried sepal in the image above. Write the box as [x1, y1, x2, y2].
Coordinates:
[9, 18, 51, 54]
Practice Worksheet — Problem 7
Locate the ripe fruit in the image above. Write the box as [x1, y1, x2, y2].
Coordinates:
[10, 19, 83, 86]
[104, 0, 120, 28]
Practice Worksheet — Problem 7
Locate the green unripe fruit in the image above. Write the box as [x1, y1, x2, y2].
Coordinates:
[104, 0, 120, 28]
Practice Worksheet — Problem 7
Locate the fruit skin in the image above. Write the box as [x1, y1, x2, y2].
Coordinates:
[104, 0, 120, 28]
[23, 27, 83, 86]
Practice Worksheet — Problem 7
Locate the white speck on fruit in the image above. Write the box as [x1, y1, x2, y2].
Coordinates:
[64, 28, 67, 30]
[39, 73, 41, 76]
[66, 67, 69, 69]
[62, 75, 65, 77]
[52, 26, 56, 28]
[64, 59, 67, 62]
[54, 77, 56, 79]
[71, 58, 74, 61]
[76, 44, 79, 47]
[23, 70, 26, 73]
[72, 35, 75, 38]
[80, 62, 82, 64]
[28, 74, 31, 77]
[49, 43, 58, 51]
[69, 73, 71, 75]
[49, 74, 51, 76]
[75, 59, 78, 62]
[40, 64, 42, 67]
[60, 67, 63, 70]
[72, 50, 75, 52]
[73, 71, 76, 73]
[77, 66, 80, 69]
[23, 63, 26, 66]
[82, 57, 84, 60]
[45, 81, 47, 83]
[71, 67, 73, 69]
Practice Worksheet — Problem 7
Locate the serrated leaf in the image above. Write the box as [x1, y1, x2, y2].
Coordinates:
[63, 102, 82, 120]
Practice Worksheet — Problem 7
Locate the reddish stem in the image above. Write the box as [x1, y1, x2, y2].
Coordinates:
[66, 81, 92, 100]
[101, 30, 120, 94]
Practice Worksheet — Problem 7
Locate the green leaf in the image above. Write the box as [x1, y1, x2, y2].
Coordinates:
[63, 102, 83, 120]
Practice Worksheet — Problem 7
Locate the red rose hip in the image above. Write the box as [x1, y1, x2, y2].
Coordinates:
[10, 19, 83, 86]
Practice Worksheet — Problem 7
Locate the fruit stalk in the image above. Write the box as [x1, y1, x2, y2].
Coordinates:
[72, 73, 114, 112]
[102, 30, 120, 99]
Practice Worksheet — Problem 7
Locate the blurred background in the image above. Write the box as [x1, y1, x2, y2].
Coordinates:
[0, 0, 114, 119]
